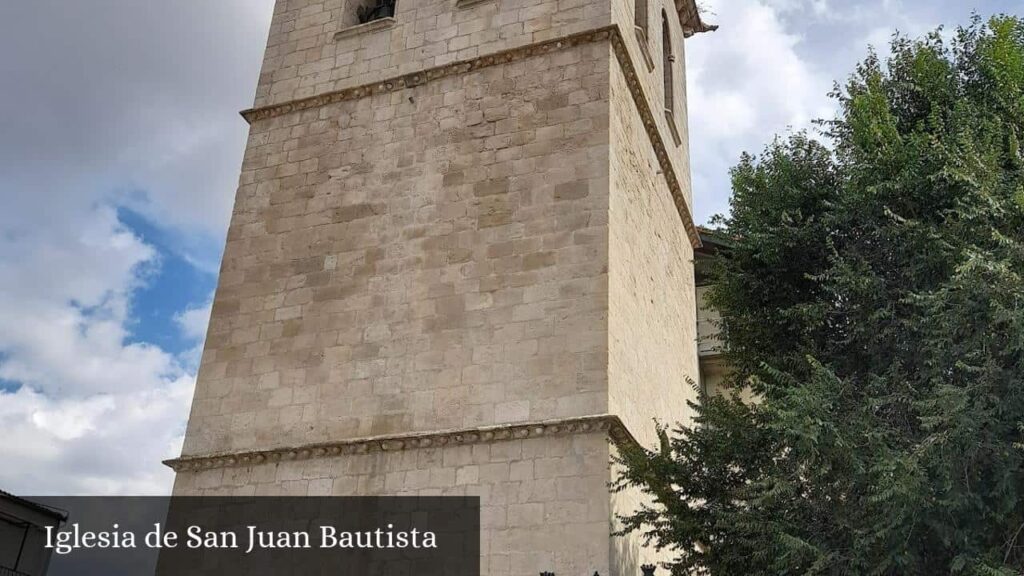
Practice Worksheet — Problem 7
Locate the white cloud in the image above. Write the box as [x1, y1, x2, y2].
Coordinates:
[175, 300, 213, 370]
[175, 302, 213, 343]
[687, 0, 836, 222]
[0, 0, 274, 240]
[0, 207, 173, 397]
[0, 205, 195, 494]
[684, 0, 968, 224]
[0, 381, 193, 495]
[0, 0, 275, 496]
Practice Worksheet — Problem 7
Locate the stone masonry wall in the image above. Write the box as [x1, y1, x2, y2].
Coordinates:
[181, 41, 612, 457]
[606, 9, 700, 574]
[172, 433, 613, 576]
[177, 1, 707, 573]
[253, 0, 692, 210]
[607, 44, 698, 450]
[254, 0, 611, 108]
[609, 0, 693, 207]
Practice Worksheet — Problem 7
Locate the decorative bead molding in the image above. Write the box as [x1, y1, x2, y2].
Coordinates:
[238, 24, 700, 248]
[164, 415, 636, 473]
[607, 27, 701, 248]
[240, 28, 616, 124]
[333, 16, 397, 42]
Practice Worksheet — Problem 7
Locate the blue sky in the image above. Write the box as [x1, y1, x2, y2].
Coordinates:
[118, 208, 217, 359]
[0, 0, 1018, 494]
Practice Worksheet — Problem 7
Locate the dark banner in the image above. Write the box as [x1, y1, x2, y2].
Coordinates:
[2, 496, 479, 576]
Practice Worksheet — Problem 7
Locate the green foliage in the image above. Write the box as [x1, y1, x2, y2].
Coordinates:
[614, 15, 1024, 575]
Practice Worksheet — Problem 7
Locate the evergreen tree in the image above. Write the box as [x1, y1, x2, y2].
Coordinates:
[614, 15, 1024, 575]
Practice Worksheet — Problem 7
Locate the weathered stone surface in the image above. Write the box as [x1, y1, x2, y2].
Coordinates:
[253, 0, 612, 109]
[181, 40, 611, 457]
[175, 0, 706, 574]
[175, 433, 614, 576]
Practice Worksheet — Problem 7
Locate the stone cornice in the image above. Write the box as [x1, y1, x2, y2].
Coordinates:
[239, 28, 618, 124]
[455, 0, 496, 7]
[675, 0, 718, 37]
[332, 16, 396, 41]
[607, 28, 701, 248]
[239, 25, 701, 248]
[165, 415, 636, 473]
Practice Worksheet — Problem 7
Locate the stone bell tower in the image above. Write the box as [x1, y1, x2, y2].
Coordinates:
[168, 0, 715, 573]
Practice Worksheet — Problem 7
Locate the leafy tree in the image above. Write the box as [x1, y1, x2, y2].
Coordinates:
[614, 15, 1024, 575]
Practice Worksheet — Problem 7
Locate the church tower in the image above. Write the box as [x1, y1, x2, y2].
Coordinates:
[168, 0, 715, 573]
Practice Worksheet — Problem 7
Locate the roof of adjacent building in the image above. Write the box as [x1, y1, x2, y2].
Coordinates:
[697, 226, 733, 253]
[0, 488, 68, 522]
[676, 0, 718, 37]
[695, 227, 732, 286]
